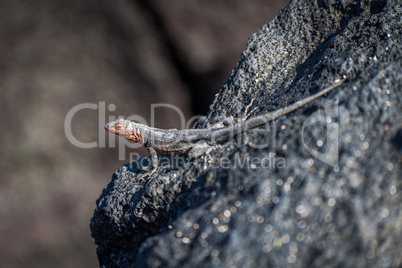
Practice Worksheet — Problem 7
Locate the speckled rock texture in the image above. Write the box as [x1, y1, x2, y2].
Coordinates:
[91, 0, 402, 267]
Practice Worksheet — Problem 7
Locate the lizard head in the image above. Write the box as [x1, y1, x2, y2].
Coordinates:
[105, 118, 142, 143]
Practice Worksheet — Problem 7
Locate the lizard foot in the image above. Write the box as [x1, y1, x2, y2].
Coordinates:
[188, 141, 214, 159]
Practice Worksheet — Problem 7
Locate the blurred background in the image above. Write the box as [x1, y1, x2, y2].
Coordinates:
[0, 0, 289, 267]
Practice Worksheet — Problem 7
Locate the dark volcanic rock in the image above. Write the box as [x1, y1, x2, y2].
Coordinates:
[91, 0, 402, 267]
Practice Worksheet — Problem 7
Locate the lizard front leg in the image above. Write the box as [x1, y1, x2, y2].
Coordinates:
[147, 147, 158, 173]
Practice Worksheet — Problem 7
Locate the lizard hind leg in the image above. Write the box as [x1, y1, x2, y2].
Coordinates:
[220, 99, 260, 127]
[196, 100, 259, 130]
[242, 99, 259, 119]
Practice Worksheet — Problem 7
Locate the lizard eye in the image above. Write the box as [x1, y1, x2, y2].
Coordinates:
[115, 123, 126, 131]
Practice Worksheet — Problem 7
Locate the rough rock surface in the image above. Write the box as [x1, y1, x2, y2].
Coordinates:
[91, 0, 402, 267]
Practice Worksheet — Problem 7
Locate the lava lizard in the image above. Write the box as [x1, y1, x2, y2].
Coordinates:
[106, 77, 346, 173]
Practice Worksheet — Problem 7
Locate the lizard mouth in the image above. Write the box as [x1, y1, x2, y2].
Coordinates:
[105, 122, 128, 134]
[104, 124, 142, 142]
[104, 123, 112, 131]
[104, 124, 124, 136]
[105, 127, 119, 134]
